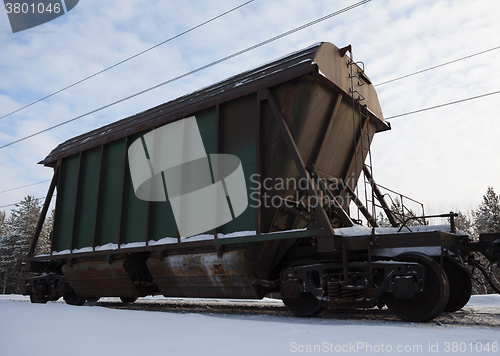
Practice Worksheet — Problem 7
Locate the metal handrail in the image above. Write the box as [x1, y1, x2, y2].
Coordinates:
[397, 212, 458, 233]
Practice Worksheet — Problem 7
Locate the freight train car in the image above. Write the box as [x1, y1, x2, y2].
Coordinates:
[20, 42, 500, 321]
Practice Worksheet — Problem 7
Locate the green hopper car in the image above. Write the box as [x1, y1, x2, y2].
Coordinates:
[21, 42, 500, 322]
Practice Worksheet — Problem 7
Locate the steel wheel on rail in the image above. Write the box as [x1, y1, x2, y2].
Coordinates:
[442, 258, 472, 312]
[63, 291, 86, 306]
[120, 296, 138, 304]
[280, 259, 324, 317]
[384, 252, 449, 322]
[29, 293, 47, 304]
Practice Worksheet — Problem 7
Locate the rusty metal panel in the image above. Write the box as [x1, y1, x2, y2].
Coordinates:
[61, 259, 140, 298]
[312, 42, 383, 120]
[315, 99, 359, 178]
[147, 250, 262, 298]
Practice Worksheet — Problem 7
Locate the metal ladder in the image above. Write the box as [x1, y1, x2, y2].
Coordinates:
[348, 56, 377, 227]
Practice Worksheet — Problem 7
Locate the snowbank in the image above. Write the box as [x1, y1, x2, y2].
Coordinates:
[0, 295, 498, 356]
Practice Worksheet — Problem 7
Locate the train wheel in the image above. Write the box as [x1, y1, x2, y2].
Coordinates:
[29, 284, 48, 303]
[63, 291, 86, 306]
[85, 297, 100, 305]
[442, 258, 472, 312]
[29, 293, 47, 304]
[384, 253, 449, 322]
[281, 259, 324, 317]
[120, 296, 138, 304]
[281, 293, 324, 317]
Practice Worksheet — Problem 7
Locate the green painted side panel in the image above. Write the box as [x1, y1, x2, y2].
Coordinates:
[96, 139, 126, 246]
[53, 154, 79, 252]
[122, 135, 148, 244]
[221, 94, 257, 166]
[195, 107, 217, 156]
[218, 162, 257, 234]
[75, 147, 101, 249]
[218, 94, 257, 234]
[149, 200, 178, 241]
[146, 109, 218, 242]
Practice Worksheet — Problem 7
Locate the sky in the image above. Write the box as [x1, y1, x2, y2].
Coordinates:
[0, 0, 499, 219]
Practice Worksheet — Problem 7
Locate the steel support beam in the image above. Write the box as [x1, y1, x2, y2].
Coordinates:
[27, 165, 60, 258]
[362, 166, 398, 227]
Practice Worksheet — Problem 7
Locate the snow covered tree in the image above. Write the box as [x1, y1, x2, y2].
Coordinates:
[473, 187, 500, 235]
[0, 211, 5, 232]
[0, 211, 8, 293]
[376, 211, 392, 227]
[450, 211, 475, 237]
[469, 187, 500, 294]
[36, 208, 54, 256]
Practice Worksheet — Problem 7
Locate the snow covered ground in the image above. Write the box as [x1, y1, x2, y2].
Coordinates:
[0, 295, 499, 356]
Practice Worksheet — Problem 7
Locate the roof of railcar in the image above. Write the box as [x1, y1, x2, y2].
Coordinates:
[41, 42, 386, 166]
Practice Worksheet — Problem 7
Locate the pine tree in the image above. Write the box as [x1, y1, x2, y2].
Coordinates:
[0, 211, 5, 233]
[376, 212, 392, 228]
[451, 211, 475, 237]
[0, 196, 44, 294]
[470, 187, 500, 294]
[473, 187, 500, 235]
[36, 209, 54, 256]
[0, 210, 8, 293]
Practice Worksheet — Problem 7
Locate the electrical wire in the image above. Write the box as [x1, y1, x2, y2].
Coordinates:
[0, 180, 51, 194]
[375, 45, 500, 87]
[385, 90, 500, 120]
[0, 0, 371, 150]
[0, 0, 255, 121]
[0, 196, 53, 209]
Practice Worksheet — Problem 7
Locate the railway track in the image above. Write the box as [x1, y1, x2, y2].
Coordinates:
[95, 298, 500, 328]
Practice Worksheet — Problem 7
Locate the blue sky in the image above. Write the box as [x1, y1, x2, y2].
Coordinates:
[1, 0, 499, 218]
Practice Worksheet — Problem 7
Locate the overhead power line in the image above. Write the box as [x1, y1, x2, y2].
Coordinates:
[0, 0, 372, 150]
[0, 0, 255, 121]
[0, 195, 54, 209]
[375, 45, 500, 87]
[0, 180, 51, 194]
[385, 90, 500, 120]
